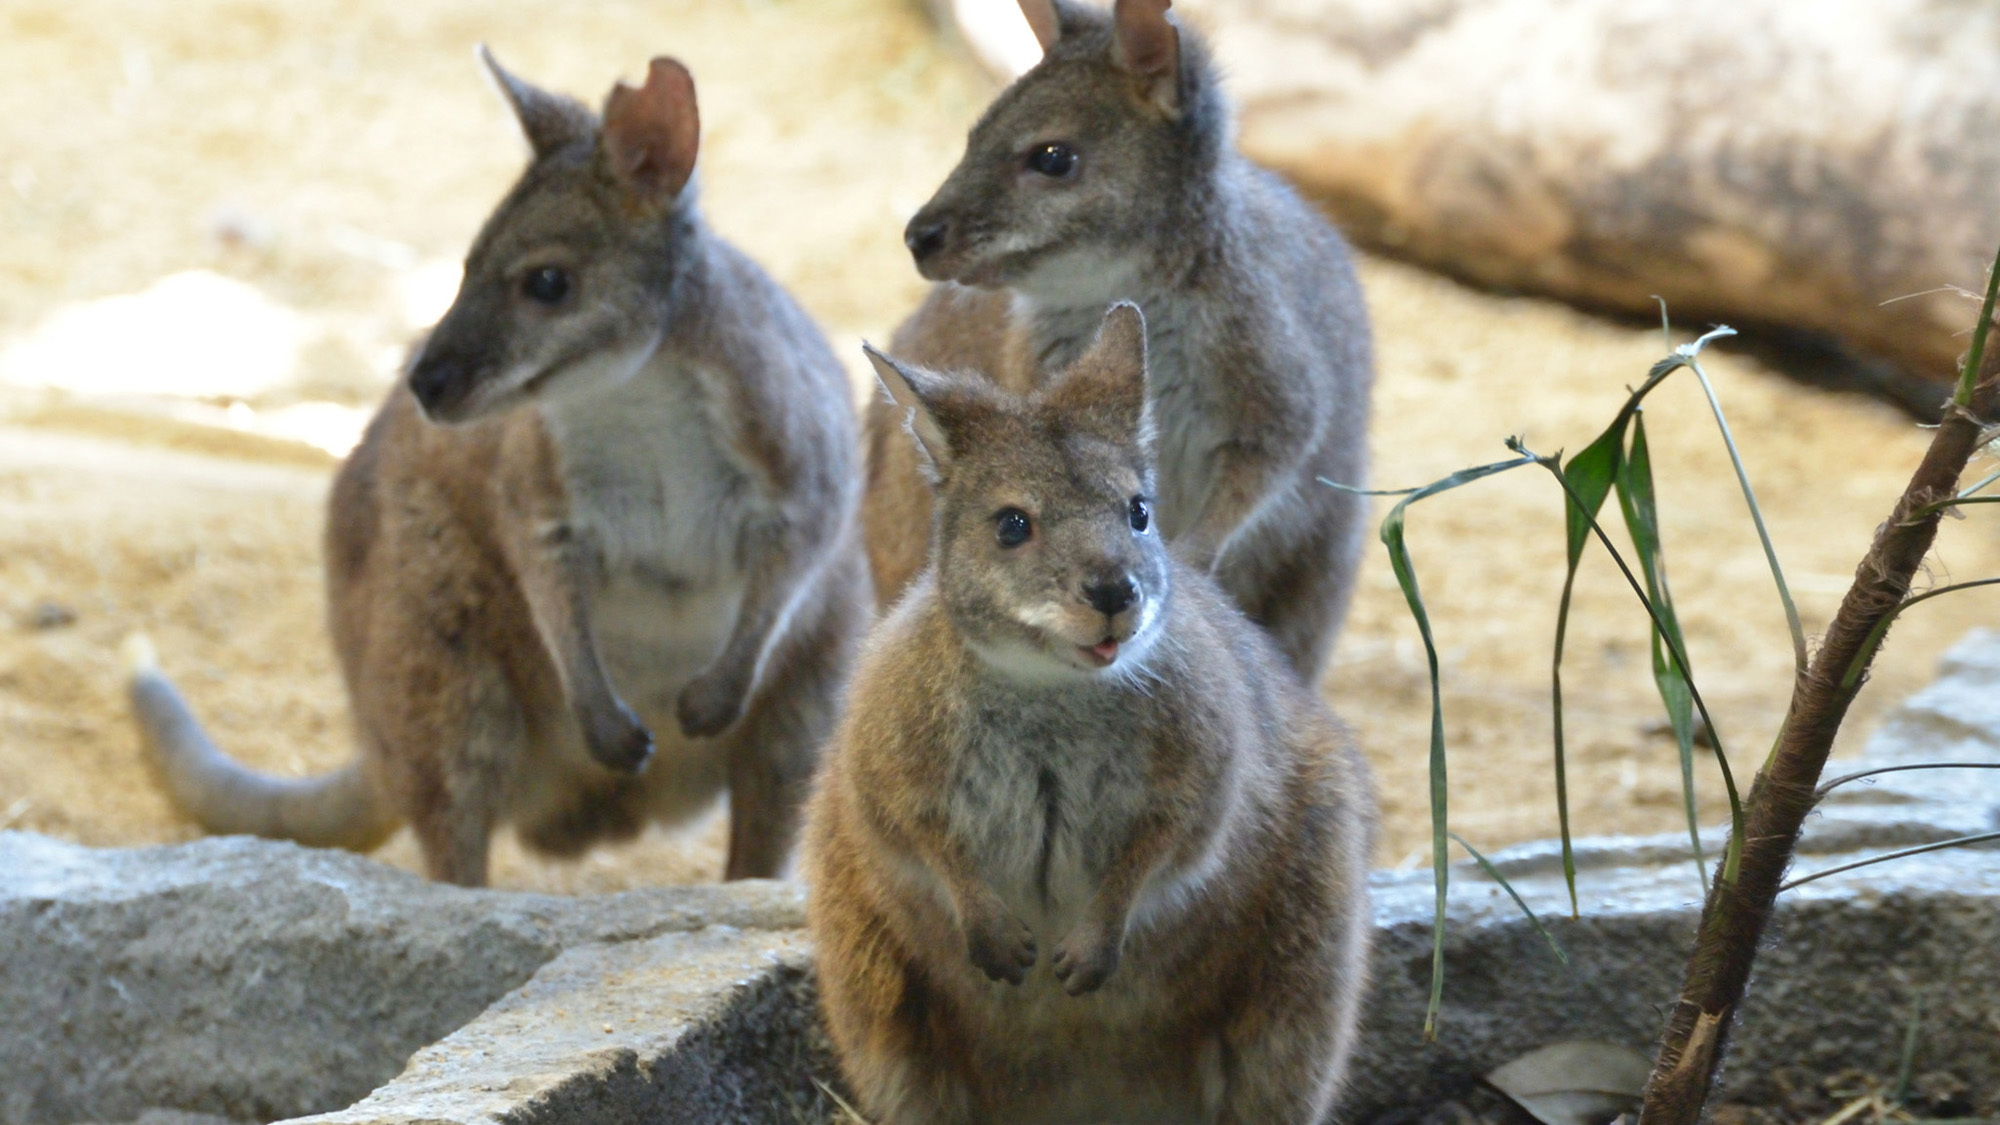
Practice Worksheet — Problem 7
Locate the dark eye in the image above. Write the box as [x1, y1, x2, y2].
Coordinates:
[522, 266, 570, 305]
[1028, 142, 1078, 178]
[996, 508, 1033, 548]
[1129, 496, 1151, 533]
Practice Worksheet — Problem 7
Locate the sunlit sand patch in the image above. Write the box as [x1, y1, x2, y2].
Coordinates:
[0, 269, 422, 459]
[0, 269, 310, 400]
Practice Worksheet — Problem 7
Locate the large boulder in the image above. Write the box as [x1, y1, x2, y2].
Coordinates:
[1189, 0, 2000, 403]
[0, 834, 803, 1124]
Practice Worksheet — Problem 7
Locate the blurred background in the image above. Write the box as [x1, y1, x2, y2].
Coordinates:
[3, 0, 1997, 891]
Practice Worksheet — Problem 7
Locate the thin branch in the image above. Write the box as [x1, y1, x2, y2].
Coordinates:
[1953, 462, 2000, 500]
[1840, 578, 2000, 691]
[1779, 831, 2000, 892]
[1817, 761, 2000, 799]
[1914, 494, 2000, 518]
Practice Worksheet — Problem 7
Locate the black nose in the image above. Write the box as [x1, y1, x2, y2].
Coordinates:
[905, 217, 948, 262]
[407, 357, 461, 412]
[1083, 577, 1138, 617]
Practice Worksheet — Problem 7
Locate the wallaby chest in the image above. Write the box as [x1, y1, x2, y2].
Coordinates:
[946, 684, 1155, 931]
[540, 362, 752, 690]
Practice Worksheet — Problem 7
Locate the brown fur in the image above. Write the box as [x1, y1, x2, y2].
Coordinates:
[128, 53, 868, 886]
[808, 305, 1375, 1124]
[865, 0, 1374, 684]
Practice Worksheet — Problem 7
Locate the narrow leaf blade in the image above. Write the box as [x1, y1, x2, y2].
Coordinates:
[1614, 413, 1708, 890]
[1551, 422, 1628, 916]
[1374, 453, 1536, 1039]
[1450, 832, 1568, 964]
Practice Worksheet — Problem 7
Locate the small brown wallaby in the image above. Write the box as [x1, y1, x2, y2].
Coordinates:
[126, 51, 870, 886]
[864, 0, 1374, 684]
[808, 304, 1375, 1125]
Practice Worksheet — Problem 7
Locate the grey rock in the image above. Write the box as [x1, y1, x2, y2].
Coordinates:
[0, 833, 801, 1124]
[9, 630, 2000, 1124]
[290, 930, 840, 1125]
[1348, 830, 2000, 1117]
[1172, 0, 2000, 403]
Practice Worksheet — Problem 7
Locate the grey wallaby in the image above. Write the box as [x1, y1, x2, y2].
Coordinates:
[126, 51, 870, 886]
[809, 304, 1377, 1124]
[863, 0, 1374, 683]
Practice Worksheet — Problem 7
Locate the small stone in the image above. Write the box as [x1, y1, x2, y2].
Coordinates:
[26, 601, 77, 630]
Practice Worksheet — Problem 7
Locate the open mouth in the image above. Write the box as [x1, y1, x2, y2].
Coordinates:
[1080, 638, 1121, 668]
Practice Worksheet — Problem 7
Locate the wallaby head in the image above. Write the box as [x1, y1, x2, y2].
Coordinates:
[409, 49, 702, 423]
[866, 303, 1169, 681]
[903, 0, 1225, 302]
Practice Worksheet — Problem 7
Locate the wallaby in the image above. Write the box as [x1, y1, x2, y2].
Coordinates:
[808, 304, 1376, 1125]
[863, 0, 1373, 684]
[125, 51, 870, 886]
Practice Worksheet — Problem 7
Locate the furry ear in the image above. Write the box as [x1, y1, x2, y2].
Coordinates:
[865, 344, 956, 478]
[1111, 0, 1181, 115]
[1017, 0, 1062, 54]
[478, 45, 594, 158]
[601, 57, 700, 206]
[1048, 302, 1150, 448]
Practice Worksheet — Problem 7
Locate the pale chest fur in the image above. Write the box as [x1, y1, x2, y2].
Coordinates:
[944, 685, 1155, 937]
[540, 361, 755, 702]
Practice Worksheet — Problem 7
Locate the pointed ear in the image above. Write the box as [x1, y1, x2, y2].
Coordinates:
[601, 57, 700, 207]
[1111, 0, 1182, 115]
[865, 344, 955, 477]
[1048, 302, 1150, 447]
[1017, 0, 1061, 54]
[478, 45, 593, 158]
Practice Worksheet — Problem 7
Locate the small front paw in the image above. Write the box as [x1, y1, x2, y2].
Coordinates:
[676, 670, 747, 738]
[582, 701, 655, 774]
[1051, 921, 1121, 995]
[965, 907, 1038, 985]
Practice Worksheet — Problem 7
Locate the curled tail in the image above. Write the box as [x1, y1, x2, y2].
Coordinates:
[123, 634, 399, 852]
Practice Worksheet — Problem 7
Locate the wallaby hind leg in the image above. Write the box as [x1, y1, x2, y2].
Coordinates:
[718, 654, 828, 879]
[359, 645, 525, 888]
[1215, 886, 1369, 1124]
[720, 568, 863, 879]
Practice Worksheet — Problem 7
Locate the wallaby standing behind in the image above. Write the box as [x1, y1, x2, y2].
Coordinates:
[864, 0, 1373, 684]
[126, 52, 870, 886]
[809, 305, 1376, 1125]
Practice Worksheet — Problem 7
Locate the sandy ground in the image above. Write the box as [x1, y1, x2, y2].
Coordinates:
[3, 0, 1997, 893]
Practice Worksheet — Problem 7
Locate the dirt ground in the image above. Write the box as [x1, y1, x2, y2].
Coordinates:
[3, 0, 1997, 893]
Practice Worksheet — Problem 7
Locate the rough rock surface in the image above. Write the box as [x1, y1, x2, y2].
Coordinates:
[0, 835, 801, 1124]
[7, 631, 2000, 1124]
[289, 931, 838, 1125]
[1172, 0, 2000, 406]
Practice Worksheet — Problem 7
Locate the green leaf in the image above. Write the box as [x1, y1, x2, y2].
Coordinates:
[1614, 413, 1708, 891]
[1376, 453, 1538, 1040]
[1955, 240, 2000, 407]
[1450, 832, 1569, 965]
[1674, 331, 1806, 676]
[1515, 437, 1746, 887]
[1551, 422, 1627, 917]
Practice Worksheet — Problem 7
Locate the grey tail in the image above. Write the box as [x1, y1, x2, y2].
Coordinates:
[122, 634, 399, 852]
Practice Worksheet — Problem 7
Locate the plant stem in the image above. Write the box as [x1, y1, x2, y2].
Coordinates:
[1636, 326, 2000, 1124]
